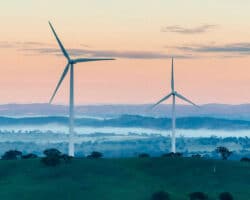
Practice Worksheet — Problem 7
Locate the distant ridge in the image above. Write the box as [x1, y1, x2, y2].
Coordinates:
[0, 103, 250, 119]
[0, 115, 250, 130]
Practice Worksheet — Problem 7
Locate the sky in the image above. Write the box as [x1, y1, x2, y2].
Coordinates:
[1, 0, 250, 105]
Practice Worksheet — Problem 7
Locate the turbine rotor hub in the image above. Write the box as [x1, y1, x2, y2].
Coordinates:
[69, 60, 75, 65]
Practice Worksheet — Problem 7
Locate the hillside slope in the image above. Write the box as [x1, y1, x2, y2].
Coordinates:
[0, 158, 249, 200]
[1, 115, 250, 130]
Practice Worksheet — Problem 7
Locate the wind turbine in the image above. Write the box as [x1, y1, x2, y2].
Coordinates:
[152, 58, 199, 153]
[48, 21, 115, 157]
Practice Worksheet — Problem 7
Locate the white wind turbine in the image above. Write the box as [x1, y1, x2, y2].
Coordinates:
[152, 58, 199, 153]
[48, 21, 115, 157]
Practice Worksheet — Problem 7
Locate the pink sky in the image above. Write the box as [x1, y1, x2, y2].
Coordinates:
[1, 0, 250, 105]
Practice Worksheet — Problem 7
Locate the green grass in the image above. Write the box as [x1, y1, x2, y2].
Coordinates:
[0, 157, 249, 200]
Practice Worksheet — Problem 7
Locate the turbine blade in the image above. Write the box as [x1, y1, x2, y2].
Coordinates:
[175, 92, 199, 108]
[151, 93, 173, 109]
[49, 63, 70, 103]
[171, 57, 174, 91]
[48, 21, 70, 60]
[73, 58, 115, 63]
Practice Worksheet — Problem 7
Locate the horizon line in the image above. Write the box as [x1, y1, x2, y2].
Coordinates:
[0, 103, 250, 106]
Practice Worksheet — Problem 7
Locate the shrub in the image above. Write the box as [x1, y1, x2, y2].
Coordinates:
[43, 148, 62, 157]
[162, 152, 182, 158]
[216, 147, 232, 160]
[87, 151, 103, 159]
[151, 191, 170, 200]
[60, 154, 73, 163]
[175, 152, 182, 157]
[189, 192, 208, 200]
[240, 157, 250, 162]
[1, 150, 22, 160]
[161, 153, 173, 158]
[191, 154, 202, 158]
[41, 148, 62, 166]
[219, 192, 234, 200]
[138, 153, 150, 158]
[41, 156, 60, 166]
[22, 153, 38, 159]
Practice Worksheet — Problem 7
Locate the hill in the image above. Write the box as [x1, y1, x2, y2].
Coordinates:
[1, 103, 250, 119]
[0, 158, 250, 200]
[1, 115, 250, 130]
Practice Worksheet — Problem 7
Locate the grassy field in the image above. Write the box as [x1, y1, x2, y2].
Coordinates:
[0, 157, 249, 200]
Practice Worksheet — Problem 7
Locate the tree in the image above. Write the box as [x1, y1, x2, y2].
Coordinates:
[191, 154, 202, 158]
[216, 146, 232, 160]
[43, 148, 62, 157]
[219, 192, 234, 200]
[41, 148, 62, 166]
[175, 152, 182, 157]
[1, 150, 22, 160]
[138, 153, 150, 158]
[162, 152, 182, 158]
[22, 153, 38, 159]
[60, 154, 73, 163]
[151, 191, 170, 200]
[189, 192, 208, 200]
[240, 157, 250, 162]
[162, 153, 174, 158]
[87, 151, 103, 159]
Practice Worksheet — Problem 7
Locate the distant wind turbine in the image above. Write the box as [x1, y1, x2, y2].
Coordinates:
[48, 21, 115, 157]
[152, 58, 199, 153]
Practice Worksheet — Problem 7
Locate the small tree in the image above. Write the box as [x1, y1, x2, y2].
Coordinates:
[2, 150, 22, 160]
[87, 151, 103, 159]
[162, 153, 174, 158]
[41, 148, 62, 166]
[216, 147, 232, 160]
[43, 148, 62, 157]
[60, 154, 73, 163]
[22, 153, 38, 159]
[138, 153, 150, 158]
[189, 192, 208, 200]
[240, 157, 250, 162]
[162, 152, 182, 158]
[151, 191, 170, 200]
[191, 154, 202, 158]
[219, 192, 234, 200]
[175, 152, 182, 157]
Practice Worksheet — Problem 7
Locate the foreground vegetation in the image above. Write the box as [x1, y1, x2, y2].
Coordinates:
[0, 156, 250, 200]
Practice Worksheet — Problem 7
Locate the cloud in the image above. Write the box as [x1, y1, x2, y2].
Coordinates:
[0, 41, 15, 48]
[21, 47, 194, 59]
[161, 24, 218, 34]
[0, 41, 51, 49]
[174, 43, 250, 54]
[1, 40, 194, 59]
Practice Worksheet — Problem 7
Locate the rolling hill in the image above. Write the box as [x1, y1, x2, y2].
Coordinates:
[0, 157, 249, 200]
[0, 115, 250, 130]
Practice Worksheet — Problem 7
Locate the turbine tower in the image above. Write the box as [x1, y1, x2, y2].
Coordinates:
[48, 22, 115, 157]
[152, 58, 199, 153]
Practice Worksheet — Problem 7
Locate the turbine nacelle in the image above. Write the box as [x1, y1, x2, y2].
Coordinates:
[172, 91, 177, 96]
[68, 59, 82, 65]
[69, 60, 76, 65]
